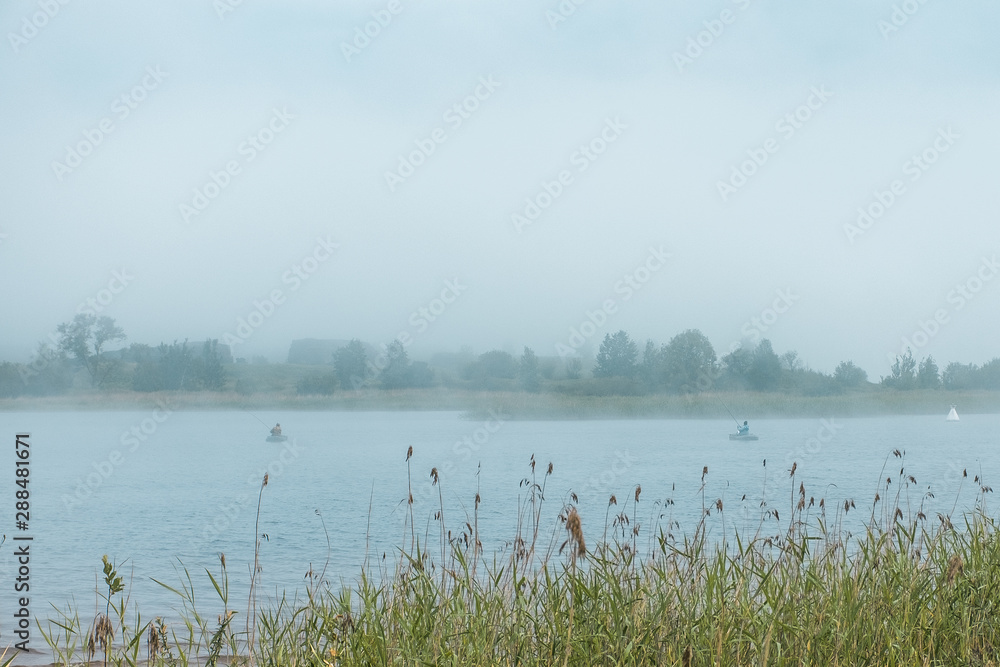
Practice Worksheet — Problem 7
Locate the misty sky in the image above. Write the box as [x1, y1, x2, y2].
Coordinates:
[1, 0, 998, 378]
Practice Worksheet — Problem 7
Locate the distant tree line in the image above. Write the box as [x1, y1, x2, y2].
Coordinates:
[0, 315, 227, 397]
[3, 315, 1000, 399]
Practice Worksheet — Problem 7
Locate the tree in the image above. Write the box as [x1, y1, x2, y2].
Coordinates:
[56, 314, 126, 388]
[197, 340, 227, 390]
[834, 360, 868, 387]
[639, 340, 663, 390]
[917, 356, 941, 389]
[379, 340, 412, 389]
[747, 339, 781, 391]
[593, 330, 638, 379]
[158, 341, 194, 390]
[333, 339, 369, 390]
[942, 361, 976, 390]
[977, 358, 1000, 390]
[780, 351, 803, 373]
[721, 346, 754, 387]
[519, 347, 540, 392]
[408, 361, 435, 387]
[564, 358, 582, 380]
[463, 350, 518, 388]
[660, 329, 716, 393]
[882, 348, 916, 390]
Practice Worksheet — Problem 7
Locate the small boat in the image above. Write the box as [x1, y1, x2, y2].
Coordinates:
[266, 434, 288, 442]
[946, 406, 959, 422]
[729, 433, 759, 441]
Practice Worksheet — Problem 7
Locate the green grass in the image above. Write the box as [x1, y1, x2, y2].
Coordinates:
[35, 453, 1000, 666]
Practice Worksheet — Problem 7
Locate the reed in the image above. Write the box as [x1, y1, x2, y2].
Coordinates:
[36, 451, 1000, 666]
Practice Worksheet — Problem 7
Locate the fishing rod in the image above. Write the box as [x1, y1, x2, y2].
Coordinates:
[718, 398, 741, 429]
[243, 408, 272, 431]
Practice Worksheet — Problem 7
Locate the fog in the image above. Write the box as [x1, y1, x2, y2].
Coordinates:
[2, 0, 998, 377]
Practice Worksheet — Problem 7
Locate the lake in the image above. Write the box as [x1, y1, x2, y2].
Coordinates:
[0, 409, 995, 662]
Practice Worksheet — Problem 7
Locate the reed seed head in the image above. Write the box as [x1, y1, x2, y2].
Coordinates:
[790, 462, 797, 477]
[635, 485, 642, 503]
[430, 467, 439, 485]
[946, 554, 964, 584]
[565, 506, 586, 557]
[406, 446, 413, 461]
[262, 473, 269, 488]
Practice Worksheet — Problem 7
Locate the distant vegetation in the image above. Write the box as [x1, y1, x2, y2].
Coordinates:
[3, 314, 1000, 410]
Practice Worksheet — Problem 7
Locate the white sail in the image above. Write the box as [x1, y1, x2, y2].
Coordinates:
[946, 406, 959, 421]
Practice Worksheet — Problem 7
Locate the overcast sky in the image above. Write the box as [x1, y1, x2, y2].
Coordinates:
[1, 0, 998, 377]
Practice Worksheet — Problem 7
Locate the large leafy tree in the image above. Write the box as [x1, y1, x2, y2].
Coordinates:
[639, 340, 663, 390]
[593, 330, 639, 379]
[519, 347, 540, 392]
[333, 339, 369, 390]
[917, 356, 941, 389]
[197, 339, 227, 390]
[882, 348, 916, 390]
[747, 339, 782, 391]
[56, 314, 126, 388]
[721, 346, 754, 386]
[379, 340, 412, 389]
[834, 360, 868, 387]
[464, 350, 518, 388]
[660, 329, 717, 393]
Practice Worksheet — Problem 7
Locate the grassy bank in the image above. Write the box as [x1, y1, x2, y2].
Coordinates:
[3, 387, 999, 419]
[31, 455, 1000, 666]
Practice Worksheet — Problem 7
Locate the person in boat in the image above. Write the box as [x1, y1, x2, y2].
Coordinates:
[270, 423, 282, 436]
[737, 420, 749, 435]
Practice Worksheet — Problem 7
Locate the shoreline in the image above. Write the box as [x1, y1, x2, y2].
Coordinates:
[1, 388, 998, 419]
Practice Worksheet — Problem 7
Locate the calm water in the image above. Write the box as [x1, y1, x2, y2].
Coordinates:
[0, 409, 996, 660]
